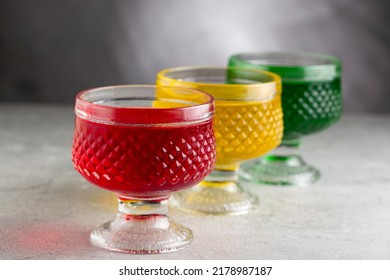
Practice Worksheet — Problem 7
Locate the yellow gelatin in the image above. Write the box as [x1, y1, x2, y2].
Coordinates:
[215, 97, 283, 170]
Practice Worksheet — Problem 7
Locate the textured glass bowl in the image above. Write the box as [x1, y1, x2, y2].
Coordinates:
[157, 67, 283, 215]
[72, 85, 215, 253]
[229, 51, 342, 186]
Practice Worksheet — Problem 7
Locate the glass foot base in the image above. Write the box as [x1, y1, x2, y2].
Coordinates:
[239, 155, 320, 186]
[90, 214, 192, 254]
[170, 183, 258, 215]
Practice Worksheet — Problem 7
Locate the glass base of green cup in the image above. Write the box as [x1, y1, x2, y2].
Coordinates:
[239, 153, 320, 187]
[170, 170, 258, 215]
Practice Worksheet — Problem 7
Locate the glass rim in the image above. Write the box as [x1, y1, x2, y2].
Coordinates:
[75, 85, 214, 126]
[156, 66, 281, 100]
[229, 51, 341, 81]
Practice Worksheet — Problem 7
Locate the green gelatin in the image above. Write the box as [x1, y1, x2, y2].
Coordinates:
[281, 78, 342, 140]
[229, 52, 342, 142]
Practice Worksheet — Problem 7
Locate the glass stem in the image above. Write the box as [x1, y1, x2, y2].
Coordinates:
[263, 138, 304, 166]
[269, 138, 302, 157]
[205, 168, 238, 182]
[281, 137, 302, 147]
[118, 198, 168, 217]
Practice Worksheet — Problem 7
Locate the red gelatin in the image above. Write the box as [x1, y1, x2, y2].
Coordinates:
[72, 117, 215, 199]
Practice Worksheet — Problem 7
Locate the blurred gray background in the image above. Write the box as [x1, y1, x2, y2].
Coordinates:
[0, 0, 389, 113]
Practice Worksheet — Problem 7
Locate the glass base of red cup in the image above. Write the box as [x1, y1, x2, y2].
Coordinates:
[170, 170, 258, 216]
[90, 199, 192, 254]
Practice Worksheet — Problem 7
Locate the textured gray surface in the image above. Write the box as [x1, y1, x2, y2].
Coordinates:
[0, 104, 389, 260]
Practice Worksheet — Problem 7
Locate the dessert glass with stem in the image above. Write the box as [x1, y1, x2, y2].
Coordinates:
[72, 85, 216, 253]
[229, 51, 342, 186]
[157, 67, 283, 215]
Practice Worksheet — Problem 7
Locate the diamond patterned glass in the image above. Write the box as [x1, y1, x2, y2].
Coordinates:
[71, 85, 215, 254]
[157, 67, 283, 214]
[229, 51, 342, 186]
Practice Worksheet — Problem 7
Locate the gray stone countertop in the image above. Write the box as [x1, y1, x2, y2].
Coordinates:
[0, 103, 389, 260]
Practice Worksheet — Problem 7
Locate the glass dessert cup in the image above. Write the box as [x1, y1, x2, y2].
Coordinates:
[229, 51, 342, 186]
[157, 67, 283, 215]
[71, 85, 215, 253]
